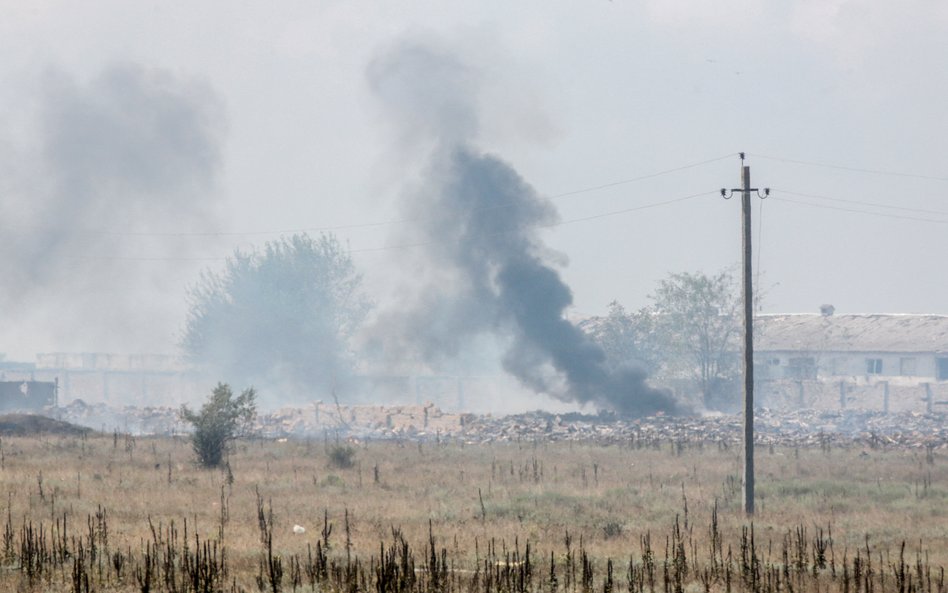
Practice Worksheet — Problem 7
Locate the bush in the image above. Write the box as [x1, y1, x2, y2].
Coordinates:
[327, 444, 356, 469]
[180, 383, 256, 468]
[602, 521, 624, 539]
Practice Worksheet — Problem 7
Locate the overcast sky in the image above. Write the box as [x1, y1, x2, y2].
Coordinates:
[1, 1, 947, 360]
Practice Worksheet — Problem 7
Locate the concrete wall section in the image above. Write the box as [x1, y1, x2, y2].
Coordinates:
[759, 379, 947, 413]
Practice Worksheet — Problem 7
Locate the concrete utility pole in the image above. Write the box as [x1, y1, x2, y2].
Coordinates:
[721, 153, 769, 515]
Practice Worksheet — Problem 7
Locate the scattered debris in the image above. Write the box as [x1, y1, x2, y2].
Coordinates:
[44, 400, 948, 450]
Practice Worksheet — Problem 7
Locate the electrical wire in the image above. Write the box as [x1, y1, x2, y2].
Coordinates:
[64, 154, 735, 239]
[63, 190, 717, 261]
[544, 154, 735, 199]
[755, 194, 764, 309]
[772, 188, 948, 217]
[770, 195, 948, 224]
[747, 153, 948, 183]
[350, 190, 715, 253]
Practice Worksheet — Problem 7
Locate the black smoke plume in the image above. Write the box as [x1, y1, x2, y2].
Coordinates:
[368, 39, 678, 416]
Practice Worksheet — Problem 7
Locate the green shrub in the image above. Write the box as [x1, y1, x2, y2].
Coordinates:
[328, 444, 356, 469]
[320, 474, 346, 487]
[180, 383, 256, 468]
[602, 521, 624, 539]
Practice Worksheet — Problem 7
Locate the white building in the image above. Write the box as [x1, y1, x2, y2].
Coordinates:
[756, 314, 948, 384]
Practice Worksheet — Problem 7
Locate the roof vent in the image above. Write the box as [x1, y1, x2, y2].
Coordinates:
[820, 304, 835, 316]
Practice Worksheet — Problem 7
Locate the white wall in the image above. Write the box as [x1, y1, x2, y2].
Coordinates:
[757, 351, 941, 383]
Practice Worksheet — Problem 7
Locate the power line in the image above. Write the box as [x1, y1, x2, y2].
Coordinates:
[748, 153, 948, 183]
[771, 195, 948, 224]
[62, 190, 716, 261]
[541, 190, 713, 227]
[545, 153, 735, 199]
[350, 190, 714, 254]
[755, 194, 764, 307]
[67, 255, 229, 262]
[773, 188, 948, 217]
[59, 154, 734, 239]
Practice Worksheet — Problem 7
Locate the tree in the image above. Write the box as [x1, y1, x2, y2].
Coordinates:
[180, 382, 256, 467]
[582, 301, 661, 375]
[181, 233, 371, 402]
[648, 269, 741, 409]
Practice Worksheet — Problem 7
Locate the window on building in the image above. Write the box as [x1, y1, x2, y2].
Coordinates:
[866, 358, 883, 375]
[937, 358, 948, 381]
[787, 357, 816, 379]
[899, 357, 917, 376]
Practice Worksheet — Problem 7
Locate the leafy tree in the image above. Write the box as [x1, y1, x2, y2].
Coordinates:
[648, 269, 741, 409]
[583, 301, 661, 374]
[180, 382, 256, 467]
[181, 233, 371, 401]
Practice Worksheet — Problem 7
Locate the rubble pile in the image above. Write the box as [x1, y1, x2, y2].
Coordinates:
[47, 400, 947, 449]
[259, 402, 472, 437]
[54, 399, 185, 435]
[464, 409, 948, 449]
[51, 399, 472, 438]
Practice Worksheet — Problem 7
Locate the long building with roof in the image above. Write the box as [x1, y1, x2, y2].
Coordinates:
[755, 313, 948, 383]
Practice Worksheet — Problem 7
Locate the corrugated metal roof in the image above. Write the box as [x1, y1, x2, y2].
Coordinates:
[756, 314, 948, 353]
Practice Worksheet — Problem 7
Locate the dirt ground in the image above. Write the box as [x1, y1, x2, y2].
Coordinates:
[0, 413, 91, 436]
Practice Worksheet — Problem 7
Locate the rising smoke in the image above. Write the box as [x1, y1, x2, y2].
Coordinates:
[367, 38, 679, 416]
[0, 63, 225, 356]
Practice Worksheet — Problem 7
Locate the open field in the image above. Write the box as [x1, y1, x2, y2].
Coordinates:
[0, 427, 944, 592]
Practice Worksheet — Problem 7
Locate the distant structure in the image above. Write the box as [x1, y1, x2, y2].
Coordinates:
[0, 380, 57, 411]
[756, 314, 948, 383]
[755, 313, 948, 413]
[0, 353, 494, 411]
[0, 353, 203, 407]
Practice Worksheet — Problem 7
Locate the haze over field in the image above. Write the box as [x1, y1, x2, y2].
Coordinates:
[1, 1, 946, 377]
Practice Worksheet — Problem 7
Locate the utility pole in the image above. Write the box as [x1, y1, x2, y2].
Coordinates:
[721, 153, 768, 515]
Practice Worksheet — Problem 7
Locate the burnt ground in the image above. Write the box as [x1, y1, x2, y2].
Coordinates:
[0, 413, 91, 436]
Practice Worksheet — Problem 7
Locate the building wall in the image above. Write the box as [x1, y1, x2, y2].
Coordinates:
[35, 353, 184, 372]
[759, 378, 946, 413]
[757, 350, 941, 382]
[0, 369, 205, 407]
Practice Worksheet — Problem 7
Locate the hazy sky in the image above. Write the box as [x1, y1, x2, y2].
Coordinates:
[1, 1, 947, 360]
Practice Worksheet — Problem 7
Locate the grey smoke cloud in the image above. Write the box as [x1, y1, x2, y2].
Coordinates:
[366, 38, 481, 146]
[0, 63, 225, 355]
[368, 38, 679, 416]
[42, 65, 219, 201]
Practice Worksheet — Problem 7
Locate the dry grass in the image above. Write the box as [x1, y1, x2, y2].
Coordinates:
[0, 431, 944, 592]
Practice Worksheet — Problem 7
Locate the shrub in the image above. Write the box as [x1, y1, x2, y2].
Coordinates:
[327, 444, 356, 469]
[180, 383, 257, 468]
[320, 474, 346, 487]
[602, 521, 624, 539]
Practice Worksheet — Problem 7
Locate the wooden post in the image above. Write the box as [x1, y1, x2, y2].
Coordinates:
[722, 155, 768, 517]
[882, 380, 889, 414]
[741, 164, 755, 516]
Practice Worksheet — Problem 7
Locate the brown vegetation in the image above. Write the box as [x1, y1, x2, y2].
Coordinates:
[0, 430, 943, 592]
